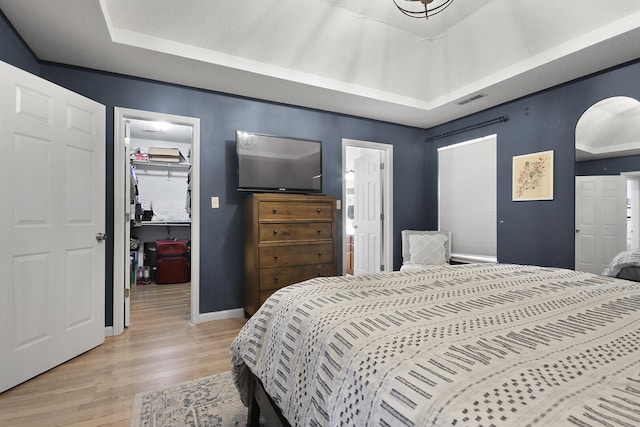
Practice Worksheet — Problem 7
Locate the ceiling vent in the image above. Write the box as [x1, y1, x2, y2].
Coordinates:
[457, 93, 487, 105]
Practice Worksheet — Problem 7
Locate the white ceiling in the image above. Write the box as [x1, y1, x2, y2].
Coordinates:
[2, 0, 640, 128]
[576, 97, 640, 161]
[129, 118, 193, 144]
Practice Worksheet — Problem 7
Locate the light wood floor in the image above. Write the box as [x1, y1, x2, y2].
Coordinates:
[0, 282, 246, 426]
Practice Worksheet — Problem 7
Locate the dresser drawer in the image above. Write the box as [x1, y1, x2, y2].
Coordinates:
[260, 243, 333, 268]
[259, 222, 332, 242]
[259, 201, 333, 221]
[260, 264, 335, 291]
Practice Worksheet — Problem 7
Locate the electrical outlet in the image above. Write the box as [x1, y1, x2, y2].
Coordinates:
[211, 196, 219, 209]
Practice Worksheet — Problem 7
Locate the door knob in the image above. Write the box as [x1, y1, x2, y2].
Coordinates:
[95, 232, 107, 242]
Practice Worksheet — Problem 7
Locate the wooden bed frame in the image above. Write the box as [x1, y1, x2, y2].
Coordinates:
[246, 373, 291, 427]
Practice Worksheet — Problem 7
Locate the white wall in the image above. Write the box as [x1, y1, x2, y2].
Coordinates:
[131, 137, 190, 213]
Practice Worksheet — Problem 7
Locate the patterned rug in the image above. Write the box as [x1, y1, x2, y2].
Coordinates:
[130, 371, 247, 427]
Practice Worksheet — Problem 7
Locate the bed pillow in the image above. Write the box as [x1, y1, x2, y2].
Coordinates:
[408, 233, 448, 265]
[402, 230, 451, 265]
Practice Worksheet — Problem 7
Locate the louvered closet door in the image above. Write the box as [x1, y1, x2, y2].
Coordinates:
[0, 60, 106, 392]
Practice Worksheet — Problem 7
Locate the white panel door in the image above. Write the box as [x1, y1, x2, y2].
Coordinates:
[353, 151, 381, 275]
[0, 60, 105, 392]
[575, 175, 626, 274]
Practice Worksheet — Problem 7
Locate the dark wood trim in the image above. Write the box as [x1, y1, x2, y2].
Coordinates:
[247, 373, 291, 427]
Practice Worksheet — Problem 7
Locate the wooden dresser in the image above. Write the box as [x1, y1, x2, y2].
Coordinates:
[243, 193, 337, 316]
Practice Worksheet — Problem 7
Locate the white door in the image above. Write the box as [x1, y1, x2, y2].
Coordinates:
[575, 175, 626, 274]
[0, 60, 105, 392]
[354, 150, 382, 275]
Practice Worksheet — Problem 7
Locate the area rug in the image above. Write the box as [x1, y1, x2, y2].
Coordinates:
[130, 371, 247, 427]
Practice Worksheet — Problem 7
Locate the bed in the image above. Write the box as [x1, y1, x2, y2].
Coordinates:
[230, 263, 640, 426]
[602, 249, 640, 282]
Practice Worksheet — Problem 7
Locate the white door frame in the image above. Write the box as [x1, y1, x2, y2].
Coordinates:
[622, 171, 640, 250]
[342, 139, 393, 273]
[113, 107, 201, 336]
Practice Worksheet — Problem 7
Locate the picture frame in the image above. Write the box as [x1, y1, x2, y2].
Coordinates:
[512, 150, 554, 201]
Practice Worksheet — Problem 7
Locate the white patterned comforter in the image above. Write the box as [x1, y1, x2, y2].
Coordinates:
[230, 263, 640, 426]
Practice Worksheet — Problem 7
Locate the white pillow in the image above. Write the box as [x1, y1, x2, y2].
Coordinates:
[402, 230, 451, 264]
[408, 233, 448, 265]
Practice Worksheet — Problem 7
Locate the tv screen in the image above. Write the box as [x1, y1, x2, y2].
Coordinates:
[236, 131, 322, 193]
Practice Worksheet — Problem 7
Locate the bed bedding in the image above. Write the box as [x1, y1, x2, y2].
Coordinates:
[602, 249, 640, 280]
[230, 263, 640, 426]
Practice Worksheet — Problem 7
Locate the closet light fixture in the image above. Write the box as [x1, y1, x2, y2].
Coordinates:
[393, 0, 454, 19]
[152, 121, 172, 131]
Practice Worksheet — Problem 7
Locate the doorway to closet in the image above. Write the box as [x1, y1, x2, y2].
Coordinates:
[342, 139, 394, 275]
[113, 108, 201, 336]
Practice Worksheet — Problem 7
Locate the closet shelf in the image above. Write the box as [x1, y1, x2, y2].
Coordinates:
[132, 159, 191, 169]
[132, 220, 191, 228]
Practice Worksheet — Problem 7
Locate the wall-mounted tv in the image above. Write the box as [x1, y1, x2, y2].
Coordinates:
[236, 131, 323, 194]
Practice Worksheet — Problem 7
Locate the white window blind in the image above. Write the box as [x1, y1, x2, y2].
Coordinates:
[438, 134, 497, 263]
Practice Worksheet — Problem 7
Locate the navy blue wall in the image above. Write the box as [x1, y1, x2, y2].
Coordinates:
[576, 154, 640, 176]
[425, 60, 640, 268]
[38, 63, 429, 325]
[0, 10, 39, 75]
[3, 7, 640, 325]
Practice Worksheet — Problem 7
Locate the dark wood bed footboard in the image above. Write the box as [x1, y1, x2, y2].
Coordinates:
[247, 373, 291, 427]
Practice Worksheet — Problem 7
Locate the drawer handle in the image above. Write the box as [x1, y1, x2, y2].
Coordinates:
[317, 208, 321, 213]
[318, 252, 323, 257]
[273, 230, 278, 234]
[317, 229, 322, 233]
[274, 276, 279, 281]
[273, 209, 278, 214]
[274, 255, 279, 260]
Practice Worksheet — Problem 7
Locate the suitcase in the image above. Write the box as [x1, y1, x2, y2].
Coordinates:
[156, 239, 188, 257]
[143, 242, 157, 281]
[156, 256, 189, 284]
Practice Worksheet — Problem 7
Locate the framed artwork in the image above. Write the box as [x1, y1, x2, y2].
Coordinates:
[512, 150, 554, 201]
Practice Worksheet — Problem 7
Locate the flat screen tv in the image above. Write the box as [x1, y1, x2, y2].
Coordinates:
[236, 131, 323, 194]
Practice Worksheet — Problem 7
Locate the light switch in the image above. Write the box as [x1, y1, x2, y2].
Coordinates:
[211, 196, 219, 209]
[336, 200, 341, 210]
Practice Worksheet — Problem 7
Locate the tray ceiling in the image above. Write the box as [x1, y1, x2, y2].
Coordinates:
[2, 0, 640, 128]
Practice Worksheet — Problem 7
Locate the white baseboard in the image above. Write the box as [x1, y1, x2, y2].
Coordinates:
[195, 308, 245, 324]
[104, 310, 243, 334]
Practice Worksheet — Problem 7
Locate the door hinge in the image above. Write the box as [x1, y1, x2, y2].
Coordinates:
[380, 163, 384, 170]
[380, 213, 384, 221]
[124, 288, 130, 298]
[380, 264, 384, 271]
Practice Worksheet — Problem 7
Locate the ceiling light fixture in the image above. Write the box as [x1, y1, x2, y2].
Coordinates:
[393, 0, 454, 19]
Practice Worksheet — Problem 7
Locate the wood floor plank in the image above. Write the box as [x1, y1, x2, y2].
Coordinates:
[0, 282, 246, 426]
